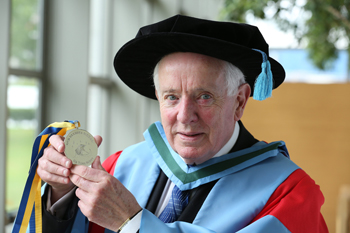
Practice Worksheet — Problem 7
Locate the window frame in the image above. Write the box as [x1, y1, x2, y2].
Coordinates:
[0, 0, 11, 230]
[1, 0, 47, 229]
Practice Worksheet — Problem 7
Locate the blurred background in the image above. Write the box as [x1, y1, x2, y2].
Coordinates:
[0, 0, 349, 232]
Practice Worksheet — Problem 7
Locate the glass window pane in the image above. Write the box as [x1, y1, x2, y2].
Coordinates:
[10, 0, 43, 70]
[6, 75, 39, 212]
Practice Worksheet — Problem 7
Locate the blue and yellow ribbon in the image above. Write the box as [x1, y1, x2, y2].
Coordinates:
[12, 120, 80, 233]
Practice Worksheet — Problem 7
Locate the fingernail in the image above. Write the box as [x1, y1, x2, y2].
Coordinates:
[58, 144, 63, 152]
[63, 169, 68, 176]
[66, 161, 70, 167]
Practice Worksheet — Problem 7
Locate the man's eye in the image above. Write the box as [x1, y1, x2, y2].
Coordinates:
[200, 94, 211, 99]
[167, 95, 177, 101]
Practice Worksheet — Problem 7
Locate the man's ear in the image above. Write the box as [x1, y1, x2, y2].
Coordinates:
[234, 83, 251, 121]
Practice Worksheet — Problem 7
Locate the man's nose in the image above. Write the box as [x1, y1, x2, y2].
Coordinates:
[177, 97, 198, 124]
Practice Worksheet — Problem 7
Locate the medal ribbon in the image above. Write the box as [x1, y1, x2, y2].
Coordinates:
[12, 120, 80, 233]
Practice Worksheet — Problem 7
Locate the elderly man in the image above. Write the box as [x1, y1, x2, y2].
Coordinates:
[36, 15, 328, 232]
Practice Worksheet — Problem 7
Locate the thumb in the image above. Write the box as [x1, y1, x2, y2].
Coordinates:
[94, 135, 103, 147]
[91, 156, 106, 171]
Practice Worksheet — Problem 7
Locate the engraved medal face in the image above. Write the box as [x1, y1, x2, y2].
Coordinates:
[64, 129, 97, 166]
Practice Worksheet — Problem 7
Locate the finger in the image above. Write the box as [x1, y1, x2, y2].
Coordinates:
[70, 173, 97, 192]
[38, 168, 71, 185]
[94, 135, 103, 147]
[43, 146, 72, 168]
[38, 155, 71, 177]
[76, 196, 101, 224]
[48, 135, 65, 153]
[70, 164, 104, 183]
[91, 156, 106, 172]
[76, 188, 109, 225]
[70, 173, 87, 189]
[75, 187, 96, 203]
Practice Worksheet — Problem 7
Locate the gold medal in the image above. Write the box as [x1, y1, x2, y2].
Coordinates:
[64, 129, 97, 166]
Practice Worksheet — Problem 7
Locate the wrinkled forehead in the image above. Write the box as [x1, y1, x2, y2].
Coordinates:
[157, 52, 227, 83]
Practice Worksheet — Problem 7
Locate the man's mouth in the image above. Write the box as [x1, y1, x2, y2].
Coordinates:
[177, 132, 204, 140]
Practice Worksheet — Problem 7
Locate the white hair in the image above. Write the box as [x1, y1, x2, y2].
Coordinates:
[153, 58, 246, 97]
[222, 61, 246, 96]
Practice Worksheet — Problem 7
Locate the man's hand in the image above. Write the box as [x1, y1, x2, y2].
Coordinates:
[70, 156, 142, 231]
[37, 134, 103, 204]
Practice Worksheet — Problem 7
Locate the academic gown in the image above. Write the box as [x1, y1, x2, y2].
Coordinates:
[41, 121, 328, 233]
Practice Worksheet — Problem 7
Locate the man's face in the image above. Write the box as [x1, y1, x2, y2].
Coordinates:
[156, 52, 247, 165]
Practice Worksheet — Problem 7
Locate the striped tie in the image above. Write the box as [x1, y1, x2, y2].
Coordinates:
[158, 185, 190, 223]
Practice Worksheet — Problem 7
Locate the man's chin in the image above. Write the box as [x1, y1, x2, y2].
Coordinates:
[178, 151, 211, 165]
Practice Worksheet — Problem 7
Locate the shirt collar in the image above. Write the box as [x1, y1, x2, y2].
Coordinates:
[212, 121, 240, 158]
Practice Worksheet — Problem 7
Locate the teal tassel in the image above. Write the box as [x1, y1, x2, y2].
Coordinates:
[252, 49, 273, 101]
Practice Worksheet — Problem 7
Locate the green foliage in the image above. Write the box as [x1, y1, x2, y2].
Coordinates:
[220, 0, 350, 70]
[9, 76, 38, 86]
[8, 108, 36, 120]
[10, 0, 40, 69]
